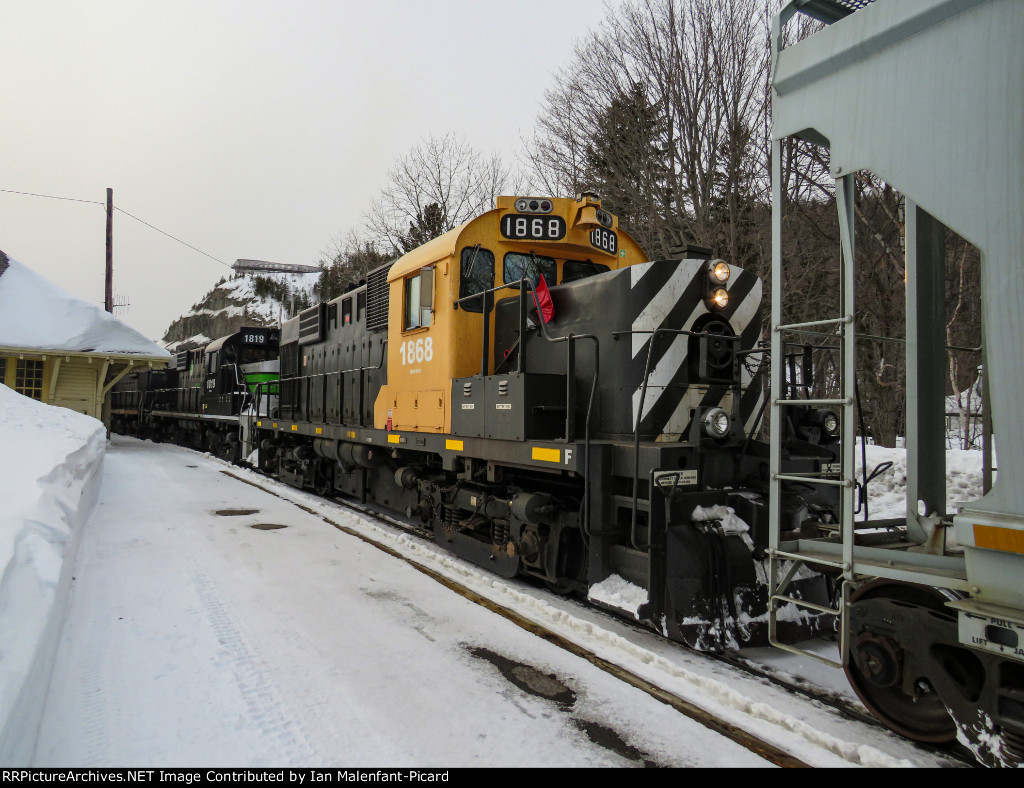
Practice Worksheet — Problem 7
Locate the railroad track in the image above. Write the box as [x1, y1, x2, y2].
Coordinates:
[218, 462, 973, 768]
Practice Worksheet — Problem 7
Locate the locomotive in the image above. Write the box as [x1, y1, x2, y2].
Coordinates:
[111, 325, 279, 458]
[113, 194, 841, 653]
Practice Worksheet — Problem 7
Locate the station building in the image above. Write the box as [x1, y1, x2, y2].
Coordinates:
[0, 249, 170, 426]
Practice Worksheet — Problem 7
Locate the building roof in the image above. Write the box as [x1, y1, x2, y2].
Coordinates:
[0, 250, 171, 359]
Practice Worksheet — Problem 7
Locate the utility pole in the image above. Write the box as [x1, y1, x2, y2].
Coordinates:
[105, 187, 113, 313]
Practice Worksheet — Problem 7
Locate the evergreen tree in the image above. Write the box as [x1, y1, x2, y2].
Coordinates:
[584, 83, 672, 255]
[399, 203, 446, 253]
[314, 236, 392, 303]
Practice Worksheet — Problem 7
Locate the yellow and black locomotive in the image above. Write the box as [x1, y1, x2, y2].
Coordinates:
[234, 194, 842, 649]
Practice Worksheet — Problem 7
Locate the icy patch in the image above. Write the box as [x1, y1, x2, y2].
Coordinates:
[588, 574, 648, 619]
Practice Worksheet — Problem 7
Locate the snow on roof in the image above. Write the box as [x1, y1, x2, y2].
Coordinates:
[0, 251, 170, 358]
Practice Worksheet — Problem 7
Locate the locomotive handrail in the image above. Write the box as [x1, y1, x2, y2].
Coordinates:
[626, 327, 743, 550]
[454, 277, 601, 538]
[271, 339, 387, 424]
[453, 278, 531, 375]
[610, 328, 744, 342]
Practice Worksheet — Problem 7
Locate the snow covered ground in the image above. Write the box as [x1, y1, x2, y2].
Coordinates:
[0, 386, 989, 767]
[31, 438, 771, 768]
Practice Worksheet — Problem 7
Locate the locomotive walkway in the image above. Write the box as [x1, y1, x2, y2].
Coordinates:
[29, 437, 958, 767]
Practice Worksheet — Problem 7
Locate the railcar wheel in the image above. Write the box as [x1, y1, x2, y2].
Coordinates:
[844, 580, 957, 743]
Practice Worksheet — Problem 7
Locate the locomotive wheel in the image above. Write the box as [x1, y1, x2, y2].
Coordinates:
[544, 579, 574, 596]
[844, 580, 957, 743]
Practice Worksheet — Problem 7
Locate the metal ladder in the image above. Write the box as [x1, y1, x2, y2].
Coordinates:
[767, 172, 859, 668]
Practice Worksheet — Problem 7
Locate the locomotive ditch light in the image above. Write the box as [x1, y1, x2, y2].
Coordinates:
[702, 407, 731, 439]
[708, 287, 730, 310]
[708, 260, 731, 284]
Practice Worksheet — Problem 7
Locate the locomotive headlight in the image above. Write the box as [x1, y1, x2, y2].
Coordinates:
[821, 410, 840, 437]
[702, 407, 731, 439]
[709, 287, 729, 309]
[514, 197, 554, 214]
[709, 260, 730, 283]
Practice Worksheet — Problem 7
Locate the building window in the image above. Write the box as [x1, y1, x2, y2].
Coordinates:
[15, 359, 44, 400]
[0, 357, 6, 387]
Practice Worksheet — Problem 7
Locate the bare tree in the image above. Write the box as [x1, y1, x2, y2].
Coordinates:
[523, 0, 772, 261]
[366, 133, 520, 254]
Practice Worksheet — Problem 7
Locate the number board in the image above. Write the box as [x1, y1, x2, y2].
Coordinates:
[241, 329, 276, 345]
[589, 228, 618, 255]
[501, 214, 566, 241]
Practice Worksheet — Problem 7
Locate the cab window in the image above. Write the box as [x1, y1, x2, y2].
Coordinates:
[503, 252, 556, 289]
[403, 267, 434, 330]
[460, 246, 494, 313]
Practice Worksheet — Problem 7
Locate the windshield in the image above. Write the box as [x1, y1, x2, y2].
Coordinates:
[503, 252, 556, 289]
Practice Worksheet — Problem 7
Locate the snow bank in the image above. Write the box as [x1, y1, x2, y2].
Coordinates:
[0, 385, 107, 763]
[856, 441, 986, 518]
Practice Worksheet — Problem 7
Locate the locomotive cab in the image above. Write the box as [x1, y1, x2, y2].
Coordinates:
[375, 194, 649, 435]
[200, 327, 280, 416]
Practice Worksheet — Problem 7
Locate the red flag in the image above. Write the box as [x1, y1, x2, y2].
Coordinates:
[533, 276, 555, 324]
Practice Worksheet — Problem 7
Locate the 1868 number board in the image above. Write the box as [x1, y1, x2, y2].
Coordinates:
[501, 214, 566, 241]
[590, 228, 618, 255]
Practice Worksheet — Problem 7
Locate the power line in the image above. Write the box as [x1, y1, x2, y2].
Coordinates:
[0, 187, 104, 206]
[113, 206, 231, 268]
[1, 187, 232, 268]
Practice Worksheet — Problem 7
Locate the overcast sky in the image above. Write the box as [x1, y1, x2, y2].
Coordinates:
[1, 0, 609, 340]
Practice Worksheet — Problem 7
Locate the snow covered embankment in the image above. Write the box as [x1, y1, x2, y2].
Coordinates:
[0, 385, 106, 763]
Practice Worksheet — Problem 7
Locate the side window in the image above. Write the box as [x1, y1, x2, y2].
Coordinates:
[460, 246, 494, 313]
[403, 267, 434, 330]
[503, 252, 556, 289]
[342, 298, 352, 326]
